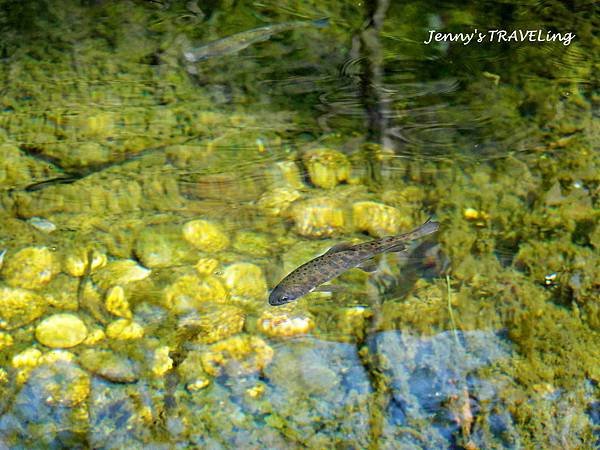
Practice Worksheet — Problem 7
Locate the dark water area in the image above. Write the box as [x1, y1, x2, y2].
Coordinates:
[0, 0, 598, 448]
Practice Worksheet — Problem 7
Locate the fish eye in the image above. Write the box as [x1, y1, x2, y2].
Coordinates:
[280, 295, 289, 302]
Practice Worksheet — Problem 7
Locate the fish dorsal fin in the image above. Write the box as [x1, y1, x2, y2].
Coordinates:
[325, 242, 355, 254]
[357, 259, 378, 272]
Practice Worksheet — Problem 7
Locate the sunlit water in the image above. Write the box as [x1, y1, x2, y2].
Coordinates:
[0, 0, 598, 448]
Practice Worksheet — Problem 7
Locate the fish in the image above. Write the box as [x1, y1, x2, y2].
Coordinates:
[183, 18, 329, 62]
[269, 219, 440, 306]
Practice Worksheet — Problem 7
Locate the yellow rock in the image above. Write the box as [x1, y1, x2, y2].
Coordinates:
[151, 346, 173, 377]
[186, 378, 210, 392]
[38, 350, 76, 366]
[105, 285, 132, 319]
[106, 319, 144, 340]
[12, 347, 42, 368]
[222, 263, 267, 299]
[1, 246, 60, 289]
[195, 258, 219, 276]
[181, 304, 245, 344]
[83, 328, 106, 345]
[463, 208, 490, 226]
[352, 201, 410, 237]
[291, 197, 346, 237]
[0, 332, 13, 349]
[92, 259, 151, 289]
[0, 287, 46, 330]
[164, 274, 228, 312]
[64, 248, 107, 277]
[182, 219, 229, 252]
[246, 383, 266, 399]
[257, 309, 315, 337]
[302, 148, 351, 189]
[256, 187, 301, 216]
[270, 161, 305, 190]
[35, 313, 88, 348]
[200, 335, 274, 377]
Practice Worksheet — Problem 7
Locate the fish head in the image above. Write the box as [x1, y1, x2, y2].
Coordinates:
[268, 284, 302, 306]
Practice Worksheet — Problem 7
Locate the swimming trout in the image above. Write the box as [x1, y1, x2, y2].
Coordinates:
[269, 219, 440, 306]
[183, 18, 329, 62]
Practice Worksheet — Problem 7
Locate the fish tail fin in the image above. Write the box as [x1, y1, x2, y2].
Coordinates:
[387, 218, 439, 249]
[312, 17, 330, 28]
[413, 217, 440, 239]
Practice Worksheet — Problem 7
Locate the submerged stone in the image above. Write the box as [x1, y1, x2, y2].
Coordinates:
[200, 334, 274, 377]
[257, 309, 315, 337]
[134, 223, 198, 268]
[0, 286, 46, 330]
[79, 349, 140, 383]
[291, 197, 346, 237]
[92, 259, 151, 290]
[256, 187, 301, 216]
[105, 285, 132, 319]
[182, 219, 230, 252]
[35, 313, 88, 348]
[221, 262, 267, 300]
[352, 201, 409, 237]
[164, 274, 228, 312]
[1, 246, 60, 289]
[106, 319, 144, 340]
[179, 303, 245, 344]
[302, 148, 351, 189]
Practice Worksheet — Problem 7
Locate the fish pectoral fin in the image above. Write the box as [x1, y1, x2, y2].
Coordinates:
[312, 285, 346, 293]
[357, 259, 379, 272]
[386, 243, 408, 253]
[325, 242, 355, 254]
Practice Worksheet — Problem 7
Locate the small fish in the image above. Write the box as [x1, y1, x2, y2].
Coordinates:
[269, 219, 440, 306]
[183, 18, 329, 62]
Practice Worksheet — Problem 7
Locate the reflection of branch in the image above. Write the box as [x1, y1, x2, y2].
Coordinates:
[359, 0, 392, 185]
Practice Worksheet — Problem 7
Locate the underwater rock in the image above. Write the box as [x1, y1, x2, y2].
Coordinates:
[35, 313, 88, 348]
[200, 334, 274, 377]
[38, 349, 76, 365]
[269, 160, 305, 190]
[256, 187, 301, 216]
[232, 231, 272, 257]
[106, 319, 144, 340]
[352, 201, 409, 237]
[83, 328, 106, 345]
[257, 308, 315, 337]
[27, 216, 56, 233]
[177, 351, 211, 390]
[302, 148, 351, 189]
[222, 262, 267, 300]
[164, 274, 228, 312]
[134, 223, 198, 268]
[63, 248, 107, 277]
[369, 330, 513, 448]
[182, 219, 230, 252]
[0, 286, 46, 330]
[179, 303, 245, 344]
[24, 361, 91, 407]
[0, 246, 60, 289]
[291, 197, 346, 237]
[151, 346, 173, 377]
[194, 257, 219, 276]
[0, 331, 14, 349]
[105, 285, 132, 319]
[263, 337, 372, 447]
[92, 259, 151, 290]
[79, 348, 140, 383]
[12, 347, 42, 369]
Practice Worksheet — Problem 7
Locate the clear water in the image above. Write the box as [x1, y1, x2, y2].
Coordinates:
[0, 0, 598, 448]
